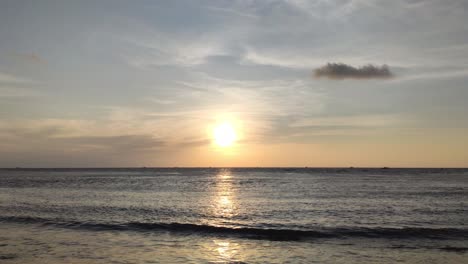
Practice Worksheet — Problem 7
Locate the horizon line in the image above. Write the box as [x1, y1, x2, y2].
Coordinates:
[1, 166, 467, 170]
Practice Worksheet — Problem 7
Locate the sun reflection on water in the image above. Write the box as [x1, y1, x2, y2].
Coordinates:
[213, 240, 241, 261]
[213, 169, 238, 219]
[209, 169, 243, 262]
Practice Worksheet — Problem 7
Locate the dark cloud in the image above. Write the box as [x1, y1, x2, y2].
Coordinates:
[314, 63, 393, 79]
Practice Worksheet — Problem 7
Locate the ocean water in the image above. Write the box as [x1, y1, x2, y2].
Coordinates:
[0, 168, 467, 263]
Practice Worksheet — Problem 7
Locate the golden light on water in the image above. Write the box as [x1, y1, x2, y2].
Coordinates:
[213, 240, 240, 261]
[213, 169, 237, 218]
[211, 169, 241, 262]
[213, 122, 237, 147]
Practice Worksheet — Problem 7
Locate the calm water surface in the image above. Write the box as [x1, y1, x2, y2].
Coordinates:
[1, 168, 467, 263]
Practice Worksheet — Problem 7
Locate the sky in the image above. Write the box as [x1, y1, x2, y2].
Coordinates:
[1, 0, 467, 167]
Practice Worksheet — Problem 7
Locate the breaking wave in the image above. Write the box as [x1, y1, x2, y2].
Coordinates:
[2, 216, 467, 242]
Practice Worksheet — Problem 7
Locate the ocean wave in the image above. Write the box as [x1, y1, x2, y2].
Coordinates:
[1, 216, 467, 241]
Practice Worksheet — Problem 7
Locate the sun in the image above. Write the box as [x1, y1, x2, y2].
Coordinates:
[213, 122, 237, 147]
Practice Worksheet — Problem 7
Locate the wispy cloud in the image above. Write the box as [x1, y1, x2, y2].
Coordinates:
[0, 86, 39, 98]
[177, 138, 211, 148]
[0, 72, 38, 98]
[390, 67, 468, 83]
[205, 6, 259, 19]
[13, 52, 43, 63]
[0, 72, 33, 84]
[55, 134, 165, 151]
[120, 27, 227, 68]
[314, 63, 393, 79]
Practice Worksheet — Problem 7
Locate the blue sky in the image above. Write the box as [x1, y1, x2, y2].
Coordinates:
[1, 0, 467, 167]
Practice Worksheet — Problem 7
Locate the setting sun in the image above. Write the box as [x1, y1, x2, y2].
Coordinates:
[213, 122, 237, 147]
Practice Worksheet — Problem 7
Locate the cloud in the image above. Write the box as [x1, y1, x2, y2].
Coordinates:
[205, 6, 259, 19]
[177, 138, 211, 148]
[0, 72, 33, 84]
[0, 86, 39, 98]
[120, 25, 227, 68]
[55, 135, 165, 151]
[257, 113, 402, 144]
[314, 63, 393, 79]
[13, 52, 43, 63]
[389, 67, 468, 83]
[0, 113, 213, 154]
[0, 72, 38, 98]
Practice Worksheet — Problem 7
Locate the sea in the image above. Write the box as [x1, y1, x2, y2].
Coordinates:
[0, 168, 467, 263]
